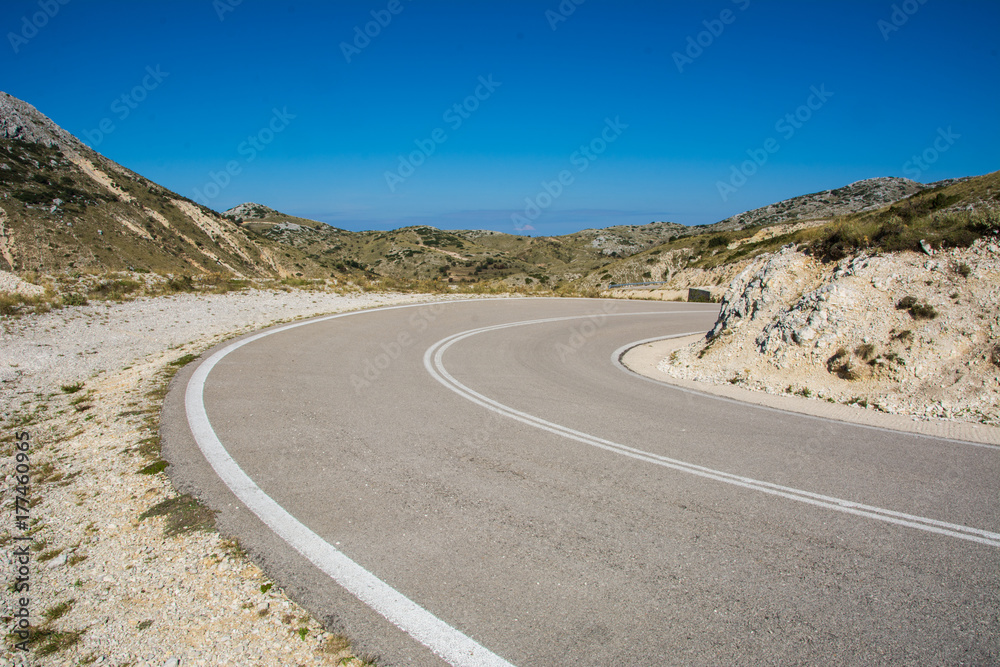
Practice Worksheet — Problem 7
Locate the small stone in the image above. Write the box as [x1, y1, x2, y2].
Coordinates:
[793, 327, 816, 344]
[47, 552, 69, 568]
[163, 659, 180, 667]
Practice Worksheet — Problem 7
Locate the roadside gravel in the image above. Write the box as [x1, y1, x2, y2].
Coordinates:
[0, 288, 475, 666]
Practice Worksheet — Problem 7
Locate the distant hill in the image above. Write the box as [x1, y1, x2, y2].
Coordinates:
[2, 90, 992, 292]
[218, 203, 685, 285]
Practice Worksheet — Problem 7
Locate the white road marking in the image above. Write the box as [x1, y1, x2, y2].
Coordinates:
[423, 317, 1000, 549]
[185, 301, 516, 667]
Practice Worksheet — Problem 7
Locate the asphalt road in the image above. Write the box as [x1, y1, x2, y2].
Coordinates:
[162, 298, 1000, 666]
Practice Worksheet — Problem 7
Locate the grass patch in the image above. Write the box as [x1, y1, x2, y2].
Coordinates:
[138, 460, 168, 475]
[138, 494, 215, 536]
[137, 435, 161, 458]
[896, 296, 938, 320]
[37, 548, 64, 563]
[32, 628, 84, 657]
[61, 292, 88, 307]
[43, 599, 74, 623]
[60, 382, 84, 394]
[164, 275, 196, 293]
[168, 353, 197, 367]
[88, 278, 142, 301]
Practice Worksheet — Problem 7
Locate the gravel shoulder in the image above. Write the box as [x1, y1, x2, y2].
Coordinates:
[0, 288, 490, 666]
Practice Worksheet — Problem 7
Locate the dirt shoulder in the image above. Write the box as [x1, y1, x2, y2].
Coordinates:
[1, 288, 490, 666]
[622, 330, 1000, 446]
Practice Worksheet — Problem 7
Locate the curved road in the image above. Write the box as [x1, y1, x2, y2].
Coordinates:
[163, 298, 1000, 666]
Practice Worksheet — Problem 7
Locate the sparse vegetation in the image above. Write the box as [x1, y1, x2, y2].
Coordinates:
[896, 296, 938, 320]
[827, 347, 858, 380]
[854, 343, 876, 360]
[169, 354, 197, 367]
[138, 460, 168, 475]
[138, 494, 215, 536]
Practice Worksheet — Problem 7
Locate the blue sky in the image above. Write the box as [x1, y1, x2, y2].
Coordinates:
[2, 1, 998, 235]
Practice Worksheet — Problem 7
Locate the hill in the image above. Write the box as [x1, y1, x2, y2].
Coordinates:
[220, 204, 685, 286]
[0, 92, 341, 279]
[581, 171, 1000, 292]
[711, 177, 926, 231]
[2, 90, 993, 297]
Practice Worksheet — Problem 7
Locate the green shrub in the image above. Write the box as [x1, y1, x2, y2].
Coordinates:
[896, 296, 937, 319]
[165, 275, 195, 292]
[89, 279, 141, 301]
[854, 343, 876, 360]
[62, 293, 88, 307]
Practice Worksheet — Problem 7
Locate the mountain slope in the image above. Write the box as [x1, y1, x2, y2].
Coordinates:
[711, 177, 926, 231]
[578, 171, 1000, 290]
[0, 92, 336, 278]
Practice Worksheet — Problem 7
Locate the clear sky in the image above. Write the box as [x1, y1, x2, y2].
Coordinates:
[2, 1, 998, 235]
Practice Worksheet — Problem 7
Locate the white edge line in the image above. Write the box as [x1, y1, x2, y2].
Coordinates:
[422, 316, 1000, 549]
[184, 301, 516, 667]
[611, 336, 1000, 451]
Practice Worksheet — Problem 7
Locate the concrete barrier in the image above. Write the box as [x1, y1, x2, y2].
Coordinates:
[687, 288, 713, 303]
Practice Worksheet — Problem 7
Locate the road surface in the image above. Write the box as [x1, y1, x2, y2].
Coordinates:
[162, 298, 1000, 666]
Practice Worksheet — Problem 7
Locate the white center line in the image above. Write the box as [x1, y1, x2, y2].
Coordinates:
[423, 315, 1000, 549]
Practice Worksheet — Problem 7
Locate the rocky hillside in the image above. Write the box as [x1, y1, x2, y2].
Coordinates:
[0, 92, 340, 278]
[659, 240, 1000, 426]
[649, 172, 1000, 426]
[712, 177, 926, 231]
[220, 203, 684, 286]
[583, 171, 1000, 291]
